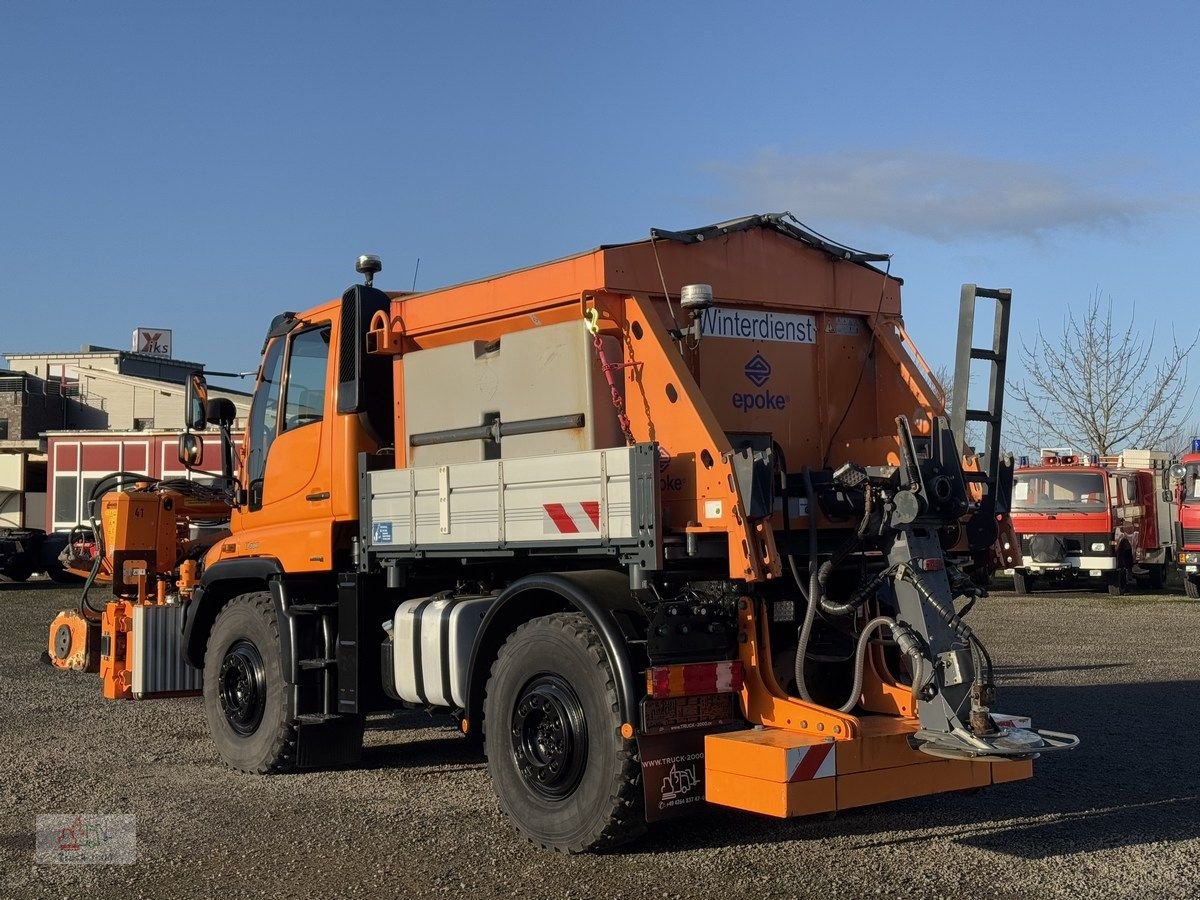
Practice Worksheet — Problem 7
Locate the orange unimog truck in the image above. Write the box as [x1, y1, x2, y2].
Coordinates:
[70, 214, 1078, 851]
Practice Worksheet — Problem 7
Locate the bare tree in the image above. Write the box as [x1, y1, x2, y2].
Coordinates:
[1009, 292, 1197, 455]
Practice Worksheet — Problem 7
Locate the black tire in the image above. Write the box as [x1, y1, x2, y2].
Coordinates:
[1186, 577, 1200, 601]
[202, 591, 295, 773]
[46, 563, 84, 584]
[1146, 565, 1166, 591]
[1107, 566, 1130, 596]
[483, 612, 643, 853]
[1012, 571, 1033, 596]
[2, 563, 32, 582]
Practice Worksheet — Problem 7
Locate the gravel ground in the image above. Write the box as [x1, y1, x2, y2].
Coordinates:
[2, 579, 1197, 899]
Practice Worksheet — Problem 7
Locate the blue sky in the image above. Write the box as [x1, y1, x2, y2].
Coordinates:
[3, 2, 1198, 417]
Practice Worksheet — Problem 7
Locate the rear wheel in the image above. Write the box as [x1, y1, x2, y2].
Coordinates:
[483, 612, 643, 852]
[2, 560, 33, 582]
[46, 561, 83, 584]
[1012, 571, 1034, 595]
[203, 591, 295, 773]
[1186, 577, 1200, 600]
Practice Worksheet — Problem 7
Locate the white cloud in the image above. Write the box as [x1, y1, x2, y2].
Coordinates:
[705, 148, 1183, 242]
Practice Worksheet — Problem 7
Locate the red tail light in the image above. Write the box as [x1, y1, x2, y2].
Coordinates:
[646, 661, 744, 699]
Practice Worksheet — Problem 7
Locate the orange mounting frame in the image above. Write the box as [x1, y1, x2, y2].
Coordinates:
[736, 598, 860, 739]
[735, 598, 918, 736]
[583, 290, 782, 583]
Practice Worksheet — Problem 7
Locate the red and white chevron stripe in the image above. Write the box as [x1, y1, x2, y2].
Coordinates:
[786, 741, 836, 782]
[542, 501, 601, 534]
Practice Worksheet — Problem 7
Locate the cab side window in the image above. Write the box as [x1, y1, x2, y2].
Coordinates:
[282, 325, 331, 431]
[1123, 476, 1138, 504]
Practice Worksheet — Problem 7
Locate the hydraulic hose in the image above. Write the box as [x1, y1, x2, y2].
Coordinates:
[816, 489, 873, 616]
[78, 553, 106, 618]
[836, 616, 896, 713]
[899, 565, 993, 688]
[792, 467, 822, 703]
[792, 466, 878, 701]
[774, 442, 812, 605]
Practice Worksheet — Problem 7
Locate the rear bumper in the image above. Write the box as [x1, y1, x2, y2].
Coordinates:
[704, 717, 1032, 818]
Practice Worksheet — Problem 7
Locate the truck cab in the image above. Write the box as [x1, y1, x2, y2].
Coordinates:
[1173, 443, 1200, 598]
[1009, 450, 1174, 595]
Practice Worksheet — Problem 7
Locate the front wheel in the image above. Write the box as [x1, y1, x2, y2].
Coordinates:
[1186, 577, 1200, 600]
[1012, 571, 1034, 595]
[202, 591, 295, 773]
[1107, 565, 1132, 596]
[483, 612, 643, 852]
[1145, 565, 1166, 591]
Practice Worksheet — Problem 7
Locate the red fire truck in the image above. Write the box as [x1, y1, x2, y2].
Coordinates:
[1008, 449, 1176, 595]
[1172, 439, 1200, 599]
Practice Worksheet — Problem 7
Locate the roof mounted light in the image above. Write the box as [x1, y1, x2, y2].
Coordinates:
[680, 283, 714, 314]
[356, 254, 382, 287]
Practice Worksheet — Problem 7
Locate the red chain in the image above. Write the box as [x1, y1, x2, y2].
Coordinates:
[591, 332, 636, 446]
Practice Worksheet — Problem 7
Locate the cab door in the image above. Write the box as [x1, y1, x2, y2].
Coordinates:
[1135, 470, 1159, 554]
[237, 321, 335, 571]
[1116, 474, 1143, 560]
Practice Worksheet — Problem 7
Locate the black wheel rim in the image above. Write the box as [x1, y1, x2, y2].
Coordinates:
[510, 674, 588, 800]
[218, 639, 266, 736]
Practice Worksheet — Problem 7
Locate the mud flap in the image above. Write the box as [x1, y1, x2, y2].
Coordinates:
[638, 730, 709, 822]
[294, 715, 364, 768]
[637, 691, 743, 821]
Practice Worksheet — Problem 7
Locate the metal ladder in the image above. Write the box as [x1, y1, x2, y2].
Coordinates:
[951, 285, 1013, 552]
[951, 284, 1012, 481]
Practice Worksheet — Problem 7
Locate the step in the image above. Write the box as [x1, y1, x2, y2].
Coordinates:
[294, 713, 342, 724]
[297, 658, 336, 670]
[289, 603, 338, 614]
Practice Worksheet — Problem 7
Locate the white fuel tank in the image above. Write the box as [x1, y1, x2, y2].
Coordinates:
[392, 593, 495, 708]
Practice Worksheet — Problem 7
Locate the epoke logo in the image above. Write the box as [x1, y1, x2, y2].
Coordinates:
[658, 446, 682, 492]
[744, 353, 771, 387]
[734, 353, 788, 412]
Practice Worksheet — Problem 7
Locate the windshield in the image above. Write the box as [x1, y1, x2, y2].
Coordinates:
[1185, 464, 1200, 503]
[1012, 470, 1107, 511]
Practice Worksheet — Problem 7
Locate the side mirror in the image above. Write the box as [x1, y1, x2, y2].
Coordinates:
[178, 433, 204, 468]
[186, 372, 209, 431]
[1170, 464, 1187, 481]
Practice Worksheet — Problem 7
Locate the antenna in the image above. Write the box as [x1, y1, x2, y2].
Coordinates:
[411, 257, 421, 292]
